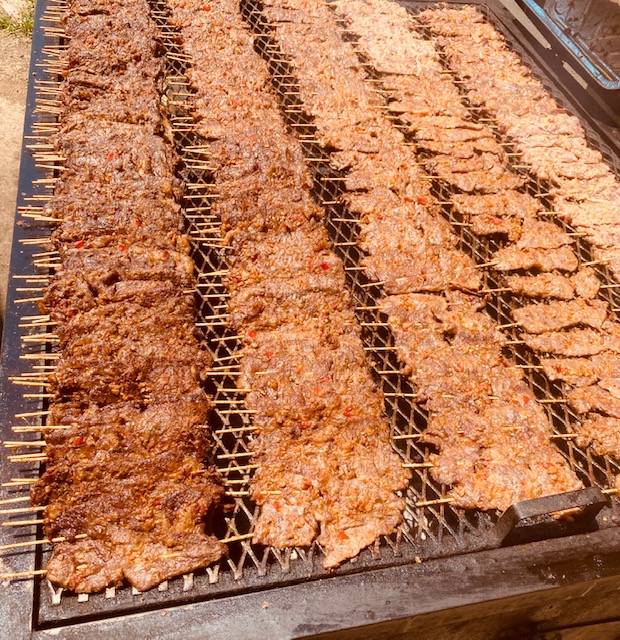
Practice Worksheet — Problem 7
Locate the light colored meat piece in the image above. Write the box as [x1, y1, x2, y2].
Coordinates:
[540, 357, 600, 387]
[576, 415, 620, 457]
[571, 268, 600, 299]
[513, 299, 608, 334]
[524, 329, 608, 356]
[516, 220, 572, 250]
[505, 273, 575, 300]
[470, 214, 522, 240]
[452, 191, 540, 218]
[568, 384, 620, 418]
[493, 245, 579, 272]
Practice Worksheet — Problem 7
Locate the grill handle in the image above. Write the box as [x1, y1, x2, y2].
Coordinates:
[490, 487, 608, 547]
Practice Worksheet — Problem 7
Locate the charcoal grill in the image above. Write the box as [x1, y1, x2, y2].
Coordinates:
[3, 0, 620, 637]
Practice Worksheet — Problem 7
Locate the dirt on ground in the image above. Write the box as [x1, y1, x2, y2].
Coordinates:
[0, 32, 31, 323]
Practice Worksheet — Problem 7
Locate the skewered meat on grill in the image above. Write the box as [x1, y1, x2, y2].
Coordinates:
[492, 245, 579, 273]
[512, 299, 608, 334]
[380, 291, 581, 510]
[419, 5, 620, 281]
[31, 0, 226, 593]
[576, 415, 620, 457]
[452, 191, 540, 219]
[504, 274, 576, 300]
[523, 329, 613, 357]
[263, 0, 584, 511]
[167, 0, 409, 569]
[568, 385, 620, 418]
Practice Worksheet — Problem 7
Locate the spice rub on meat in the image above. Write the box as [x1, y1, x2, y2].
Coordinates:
[513, 299, 608, 334]
[32, 0, 225, 593]
[419, 5, 620, 281]
[380, 292, 581, 511]
[167, 0, 409, 568]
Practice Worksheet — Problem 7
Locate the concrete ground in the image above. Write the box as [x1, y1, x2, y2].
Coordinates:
[0, 31, 31, 324]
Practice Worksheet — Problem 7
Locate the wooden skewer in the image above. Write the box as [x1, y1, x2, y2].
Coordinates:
[220, 464, 259, 473]
[2, 478, 37, 486]
[220, 533, 253, 543]
[0, 506, 46, 515]
[4, 440, 46, 448]
[217, 452, 253, 460]
[403, 462, 435, 469]
[0, 569, 47, 580]
[1, 519, 45, 527]
[393, 433, 423, 440]
[415, 497, 454, 507]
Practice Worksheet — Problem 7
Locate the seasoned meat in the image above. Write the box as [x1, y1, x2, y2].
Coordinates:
[452, 191, 540, 219]
[504, 273, 575, 300]
[379, 291, 581, 508]
[165, 0, 410, 569]
[571, 268, 600, 299]
[37, 0, 226, 593]
[540, 358, 601, 387]
[516, 220, 573, 250]
[576, 415, 620, 458]
[419, 5, 620, 282]
[492, 245, 579, 273]
[568, 384, 620, 418]
[524, 329, 610, 357]
[513, 299, 608, 334]
[470, 214, 522, 240]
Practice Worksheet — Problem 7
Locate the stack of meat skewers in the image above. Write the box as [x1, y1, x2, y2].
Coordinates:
[165, 0, 409, 569]
[260, 0, 582, 511]
[30, 0, 225, 593]
[13, 0, 620, 597]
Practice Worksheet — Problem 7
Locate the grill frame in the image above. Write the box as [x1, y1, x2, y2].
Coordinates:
[3, 0, 620, 637]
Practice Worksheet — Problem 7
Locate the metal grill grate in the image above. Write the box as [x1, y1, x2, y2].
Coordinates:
[2, 0, 620, 630]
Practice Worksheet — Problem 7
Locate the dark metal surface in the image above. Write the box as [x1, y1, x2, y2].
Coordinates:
[3, 0, 620, 637]
[520, 0, 620, 90]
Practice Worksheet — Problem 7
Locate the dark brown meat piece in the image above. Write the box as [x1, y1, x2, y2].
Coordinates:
[504, 274, 575, 300]
[54, 121, 178, 183]
[513, 299, 608, 334]
[227, 274, 350, 332]
[60, 67, 164, 126]
[493, 245, 579, 273]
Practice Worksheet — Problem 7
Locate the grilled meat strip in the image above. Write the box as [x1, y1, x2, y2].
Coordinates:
[31, 0, 225, 593]
[167, 0, 409, 569]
